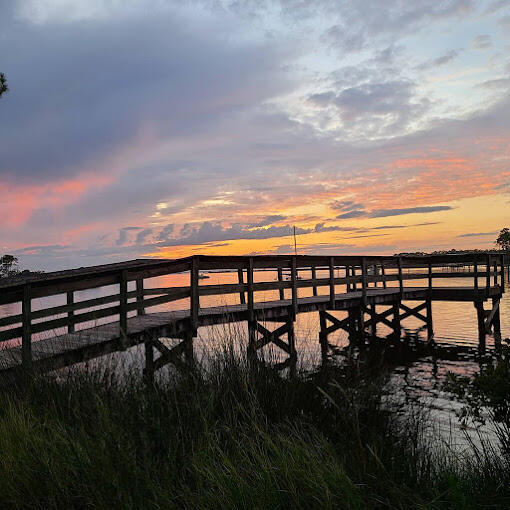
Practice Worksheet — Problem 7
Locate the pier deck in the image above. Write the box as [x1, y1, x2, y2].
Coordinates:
[0, 254, 505, 377]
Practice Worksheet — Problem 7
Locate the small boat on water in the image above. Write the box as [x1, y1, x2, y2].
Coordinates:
[199, 274, 210, 280]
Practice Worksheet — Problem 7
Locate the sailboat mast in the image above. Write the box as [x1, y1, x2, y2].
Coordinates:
[293, 226, 297, 256]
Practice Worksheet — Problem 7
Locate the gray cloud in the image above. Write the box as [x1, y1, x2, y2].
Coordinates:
[457, 231, 498, 237]
[309, 79, 431, 137]
[136, 228, 153, 244]
[472, 34, 492, 50]
[0, 8, 291, 182]
[116, 227, 142, 246]
[417, 49, 461, 70]
[337, 205, 453, 220]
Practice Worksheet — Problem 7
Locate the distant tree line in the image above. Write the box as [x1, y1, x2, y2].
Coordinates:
[396, 228, 510, 257]
[0, 72, 8, 97]
[0, 254, 19, 278]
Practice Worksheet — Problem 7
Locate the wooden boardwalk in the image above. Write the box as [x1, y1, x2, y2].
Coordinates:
[0, 254, 505, 378]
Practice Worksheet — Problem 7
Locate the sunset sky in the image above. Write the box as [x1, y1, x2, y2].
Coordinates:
[1, 0, 509, 271]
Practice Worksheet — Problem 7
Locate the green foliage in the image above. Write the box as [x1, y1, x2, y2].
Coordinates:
[1, 351, 510, 508]
[0, 254, 19, 278]
[445, 343, 510, 452]
[496, 228, 510, 251]
[0, 72, 7, 97]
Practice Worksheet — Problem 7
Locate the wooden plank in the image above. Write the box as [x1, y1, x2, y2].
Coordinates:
[136, 278, 145, 316]
[119, 270, 128, 350]
[277, 267, 285, 300]
[67, 291, 75, 333]
[237, 269, 246, 304]
[247, 258, 254, 322]
[329, 257, 335, 308]
[291, 256, 298, 319]
[398, 257, 404, 296]
[361, 257, 367, 306]
[190, 257, 199, 332]
[21, 283, 32, 369]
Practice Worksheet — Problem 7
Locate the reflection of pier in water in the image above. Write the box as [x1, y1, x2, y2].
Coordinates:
[0, 253, 506, 380]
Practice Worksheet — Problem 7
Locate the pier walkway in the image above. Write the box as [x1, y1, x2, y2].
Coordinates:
[0, 254, 505, 378]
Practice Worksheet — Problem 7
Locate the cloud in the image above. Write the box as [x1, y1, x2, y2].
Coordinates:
[308, 79, 431, 138]
[337, 205, 453, 220]
[116, 226, 142, 246]
[369, 205, 453, 218]
[136, 228, 153, 244]
[416, 49, 461, 70]
[0, 8, 291, 183]
[457, 231, 498, 237]
[472, 34, 492, 50]
[336, 209, 368, 219]
[157, 224, 175, 242]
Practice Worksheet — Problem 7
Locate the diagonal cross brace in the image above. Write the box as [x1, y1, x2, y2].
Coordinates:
[364, 306, 394, 329]
[253, 321, 292, 354]
[152, 337, 188, 371]
[399, 302, 428, 323]
[320, 310, 351, 336]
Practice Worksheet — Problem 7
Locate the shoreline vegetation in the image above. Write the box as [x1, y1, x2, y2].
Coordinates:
[1, 345, 510, 509]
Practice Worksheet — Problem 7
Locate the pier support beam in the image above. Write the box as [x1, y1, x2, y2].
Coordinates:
[475, 301, 486, 353]
[248, 318, 296, 361]
[144, 331, 195, 382]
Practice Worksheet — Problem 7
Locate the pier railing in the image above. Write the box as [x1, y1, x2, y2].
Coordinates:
[0, 253, 505, 368]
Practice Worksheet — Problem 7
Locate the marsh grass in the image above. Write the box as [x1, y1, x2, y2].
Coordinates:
[0, 343, 510, 509]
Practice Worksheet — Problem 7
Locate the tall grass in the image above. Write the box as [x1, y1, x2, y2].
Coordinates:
[0, 344, 509, 509]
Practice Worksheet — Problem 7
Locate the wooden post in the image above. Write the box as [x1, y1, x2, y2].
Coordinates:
[183, 330, 194, 365]
[426, 299, 433, 342]
[67, 290, 75, 333]
[370, 304, 377, 337]
[381, 263, 387, 289]
[190, 257, 200, 335]
[277, 267, 285, 300]
[357, 306, 365, 346]
[119, 270, 128, 350]
[428, 262, 433, 295]
[22, 282, 32, 370]
[136, 278, 145, 316]
[346, 265, 351, 292]
[486, 254, 491, 295]
[311, 265, 318, 296]
[348, 308, 357, 344]
[475, 301, 486, 352]
[361, 257, 367, 307]
[288, 319, 297, 359]
[291, 256, 298, 319]
[329, 257, 335, 308]
[319, 310, 327, 346]
[398, 257, 404, 297]
[352, 265, 357, 291]
[501, 256, 505, 293]
[392, 301, 401, 341]
[247, 257, 254, 322]
[237, 268, 246, 304]
[492, 297, 501, 341]
[474, 256, 479, 292]
[144, 336, 154, 385]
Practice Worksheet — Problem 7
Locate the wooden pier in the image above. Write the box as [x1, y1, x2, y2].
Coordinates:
[0, 253, 505, 379]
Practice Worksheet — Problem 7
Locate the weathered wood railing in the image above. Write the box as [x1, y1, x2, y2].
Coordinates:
[0, 253, 505, 369]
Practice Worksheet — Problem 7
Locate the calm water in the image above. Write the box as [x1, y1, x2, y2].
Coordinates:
[1, 267, 509, 447]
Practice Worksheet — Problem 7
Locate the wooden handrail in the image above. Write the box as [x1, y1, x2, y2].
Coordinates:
[0, 253, 505, 347]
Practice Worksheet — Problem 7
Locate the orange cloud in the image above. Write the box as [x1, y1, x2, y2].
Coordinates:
[0, 173, 112, 228]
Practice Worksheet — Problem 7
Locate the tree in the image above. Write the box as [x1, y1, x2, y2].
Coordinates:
[0, 254, 19, 278]
[0, 72, 8, 98]
[496, 228, 510, 251]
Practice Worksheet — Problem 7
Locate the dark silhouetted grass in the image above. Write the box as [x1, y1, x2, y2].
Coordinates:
[0, 345, 510, 509]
